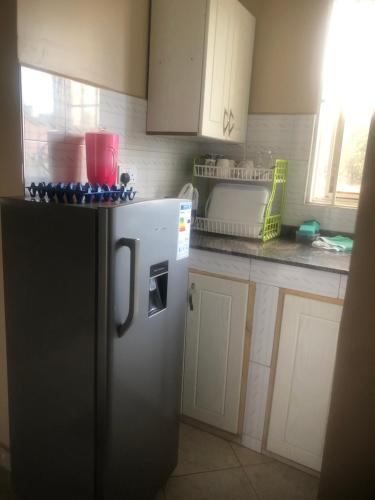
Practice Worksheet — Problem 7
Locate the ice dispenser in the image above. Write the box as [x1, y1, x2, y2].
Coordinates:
[148, 261, 168, 317]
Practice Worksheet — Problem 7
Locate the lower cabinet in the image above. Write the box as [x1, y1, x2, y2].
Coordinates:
[266, 292, 343, 471]
[182, 271, 251, 433]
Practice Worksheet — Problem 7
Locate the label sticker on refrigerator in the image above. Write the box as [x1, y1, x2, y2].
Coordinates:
[177, 202, 192, 260]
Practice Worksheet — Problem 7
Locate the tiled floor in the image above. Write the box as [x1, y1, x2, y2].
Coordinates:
[0, 423, 319, 499]
[164, 424, 319, 500]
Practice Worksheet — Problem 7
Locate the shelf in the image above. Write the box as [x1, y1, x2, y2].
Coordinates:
[194, 217, 263, 239]
[192, 159, 288, 242]
[193, 164, 274, 182]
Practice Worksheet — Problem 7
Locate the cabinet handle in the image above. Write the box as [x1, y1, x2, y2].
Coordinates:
[223, 108, 229, 135]
[188, 283, 195, 311]
[229, 110, 235, 135]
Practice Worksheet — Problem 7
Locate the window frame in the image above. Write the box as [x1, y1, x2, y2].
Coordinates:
[307, 105, 367, 210]
[306, 0, 374, 210]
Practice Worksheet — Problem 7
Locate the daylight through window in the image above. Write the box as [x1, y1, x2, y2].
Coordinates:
[309, 0, 375, 207]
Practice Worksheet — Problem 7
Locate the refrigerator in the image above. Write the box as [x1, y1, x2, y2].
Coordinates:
[0, 197, 192, 500]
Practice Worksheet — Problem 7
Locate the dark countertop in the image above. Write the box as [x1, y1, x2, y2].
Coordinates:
[190, 231, 351, 275]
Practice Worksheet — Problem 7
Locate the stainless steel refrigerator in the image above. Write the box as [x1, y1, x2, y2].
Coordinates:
[0, 197, 192, 500]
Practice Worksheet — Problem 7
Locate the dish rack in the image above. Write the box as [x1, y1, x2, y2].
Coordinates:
[192, 159, 288, 242]
[193, 164, 275, 182]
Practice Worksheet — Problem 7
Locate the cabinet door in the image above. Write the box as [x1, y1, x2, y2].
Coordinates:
[200, 0, 234, 140]
[227, 2, 255, 143]
[267, 293, 343, 471]
[147, 0, 207, 133]
[182, 272, 248, 433]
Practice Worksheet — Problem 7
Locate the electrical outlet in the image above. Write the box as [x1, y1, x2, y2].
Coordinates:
[125, 168, 136, 183]
[120, 166, 137, 186]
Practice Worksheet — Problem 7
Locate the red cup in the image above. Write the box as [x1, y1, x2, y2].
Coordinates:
[85, 132, 119, 185]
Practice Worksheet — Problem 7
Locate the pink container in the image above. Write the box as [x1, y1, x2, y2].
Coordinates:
[85, 132, 119, 185]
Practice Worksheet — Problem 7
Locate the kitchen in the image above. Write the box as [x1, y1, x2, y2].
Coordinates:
[0, 0, 374, 499]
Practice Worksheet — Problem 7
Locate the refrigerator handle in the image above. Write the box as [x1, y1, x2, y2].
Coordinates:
[116, 237, 139, 337]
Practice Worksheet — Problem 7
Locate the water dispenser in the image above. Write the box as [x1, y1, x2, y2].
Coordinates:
[148, 261, 168, 317]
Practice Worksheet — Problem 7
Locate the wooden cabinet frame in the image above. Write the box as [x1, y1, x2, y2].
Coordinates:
[186, 268, 255, 434]
[238, 281, 256, 434]
[262, 288, 344, 474]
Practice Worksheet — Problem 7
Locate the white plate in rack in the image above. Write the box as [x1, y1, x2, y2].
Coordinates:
[205, 183, 270, 226]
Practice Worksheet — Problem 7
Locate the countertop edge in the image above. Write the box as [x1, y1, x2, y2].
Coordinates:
[190, 243, 349, 276]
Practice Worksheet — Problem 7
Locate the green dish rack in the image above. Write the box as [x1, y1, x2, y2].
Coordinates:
[192, 158, 288, 242]
[262, 159, 288, 241]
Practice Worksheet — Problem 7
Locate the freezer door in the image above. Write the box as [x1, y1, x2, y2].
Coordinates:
[102, 199, 190, 499]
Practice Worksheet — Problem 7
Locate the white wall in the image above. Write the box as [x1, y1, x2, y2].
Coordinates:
[249, 0, 331, 113]
[246, 114, 357, 232]
[17, 0, 333, 115]
[203, 113, 357, 233]
[18, 0, 353, 232]
[18, 0, 150, 98]
[22, 67, 197, 199]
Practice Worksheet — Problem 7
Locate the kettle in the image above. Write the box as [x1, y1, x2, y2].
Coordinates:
[178, 183, 199, 220]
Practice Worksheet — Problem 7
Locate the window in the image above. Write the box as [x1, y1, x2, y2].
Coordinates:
[21, 66, 54, 117]
[69, 80, 100, 129]
[309, 0, 375, 208]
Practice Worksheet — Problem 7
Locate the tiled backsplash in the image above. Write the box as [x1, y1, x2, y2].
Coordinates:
[205, 114, 357, 233]
[21, 67, 357, 233]
[246, 115, 357, 233]
[22, 67, 195, 199]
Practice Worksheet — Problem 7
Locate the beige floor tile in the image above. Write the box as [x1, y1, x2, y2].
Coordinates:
[231, 443, 274, 466]
[172, 424, 240, 476]
[244, 461, 319, 500]
[166, 467, 258, 500]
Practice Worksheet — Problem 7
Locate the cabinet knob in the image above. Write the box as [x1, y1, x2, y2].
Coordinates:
[223, 109, 229, 135]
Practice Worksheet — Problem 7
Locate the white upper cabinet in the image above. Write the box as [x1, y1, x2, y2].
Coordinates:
[200, 0, 233, 140]
[226, 1, 255, 142]
[147, 0, 255, 143]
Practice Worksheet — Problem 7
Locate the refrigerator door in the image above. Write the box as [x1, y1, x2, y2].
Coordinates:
[1, 201, 97, 500]
[102, 199, 191, 499]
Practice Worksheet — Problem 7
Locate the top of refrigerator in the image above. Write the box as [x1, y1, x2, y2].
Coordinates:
[0, 196, 186, 211]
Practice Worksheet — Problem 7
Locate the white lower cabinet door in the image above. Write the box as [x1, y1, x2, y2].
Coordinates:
[182, 272, 248, 433]
[267, 293, 343, 471]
